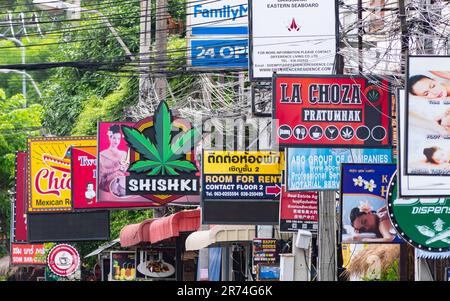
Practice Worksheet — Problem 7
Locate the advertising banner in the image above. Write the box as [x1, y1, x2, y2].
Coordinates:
[279, 189, 318, 232]
[398, 89, 450, 197]
[252, 238, 279, 269]
[110, 251, 137, 281]
[11, 243, 46, 265]
[406, 56, 450, 175]
[202, 150, 283, 200]
[27, 136, 96, 212]
[72, 146, 160, 209]
[12, 152, 27, 242]
[387, 172, 450, 252]
[187, 0, 248, 69]
[249, 0, 337, 80]
[273, 75, 392, 147]
[287, 148, 393, 191]
[189, 39, 248, 69]
[341, 164, 401, 244]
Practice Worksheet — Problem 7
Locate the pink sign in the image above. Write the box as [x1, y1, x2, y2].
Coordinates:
[11, 243, 46, 265]
[279, 189, 318, 232]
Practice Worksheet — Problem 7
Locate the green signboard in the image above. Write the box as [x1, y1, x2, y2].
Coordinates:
[387, 172, 450, 252]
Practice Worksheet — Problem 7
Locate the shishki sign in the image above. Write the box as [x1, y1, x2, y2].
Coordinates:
[122, 101, 201, 204]
[28, 136, 96, 212]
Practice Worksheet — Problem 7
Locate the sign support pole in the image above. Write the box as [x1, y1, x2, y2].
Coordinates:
[317, 190, 337, 281]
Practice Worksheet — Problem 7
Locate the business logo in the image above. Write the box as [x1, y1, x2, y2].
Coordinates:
[47, 244, 80, 277]
[288, 18, 300, 31]
[387, 172, 450, 252]
[123, 101, 201, 204]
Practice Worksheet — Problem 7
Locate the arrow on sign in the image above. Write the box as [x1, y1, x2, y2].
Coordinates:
[265, 185, 281, 197]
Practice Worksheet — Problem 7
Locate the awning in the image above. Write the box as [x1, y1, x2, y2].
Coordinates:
[185, 225, 256, 251]
[416, 249, 450, 259]
[85, 238, 120, 258]
[120, 219, 156, 247]
[149, 208, 201, 244]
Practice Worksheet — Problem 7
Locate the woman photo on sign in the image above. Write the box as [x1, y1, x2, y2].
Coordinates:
[98, 124, 129, 197]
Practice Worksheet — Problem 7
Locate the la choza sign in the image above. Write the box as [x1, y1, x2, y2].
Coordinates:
[123, 101, 200, 204]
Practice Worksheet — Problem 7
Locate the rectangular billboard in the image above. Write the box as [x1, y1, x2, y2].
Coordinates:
[249, 0, 337, 80]
[279, 189, 318, 232]
[406, 56, 450, 175]
[12, 151, 28, 242]
[27, 136, 96, 212]
[273, 75, 392, 147]
[11, 243, 46, 265]
[187, 0, 248, 69]
[398, 89, 450, 197]
[72, 146, 163, 209]
[27, 210, 110, 242]
[340, 163, 401, 244]
[287, 148, 393, 191]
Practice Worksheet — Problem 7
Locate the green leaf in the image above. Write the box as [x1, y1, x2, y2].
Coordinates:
[169, 128, 201, 161]
[167, 160, 198, 173]
[164, 165, 180, 176]
[121, 125, 161, 162]
[129, 160, 160, 173]
[154, 101, 173, 163]
[147, 165, 162, 176]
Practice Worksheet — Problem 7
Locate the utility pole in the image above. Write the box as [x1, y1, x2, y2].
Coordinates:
[139, 0, 153, 109]
[317, 190, 337, 281]
[154, 0, 168, 102]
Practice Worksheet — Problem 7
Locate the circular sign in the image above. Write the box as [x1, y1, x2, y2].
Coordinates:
[387, 172, 450, 252]
[278, 125, 292, 140]
[47, 244, 80, 277]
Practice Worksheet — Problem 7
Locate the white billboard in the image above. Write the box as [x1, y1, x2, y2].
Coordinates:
[249, 0, 337, 80]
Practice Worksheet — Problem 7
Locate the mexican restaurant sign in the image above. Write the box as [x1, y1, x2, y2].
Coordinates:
[387, 171, 450, 252]
[28, 136, 96, 212]
[273, 74, 391, 147]
[202, 151, 284, 200]
[122, 101, 201, 204]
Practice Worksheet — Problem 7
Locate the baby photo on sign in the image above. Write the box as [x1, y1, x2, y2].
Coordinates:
[407, 56, 450, 175]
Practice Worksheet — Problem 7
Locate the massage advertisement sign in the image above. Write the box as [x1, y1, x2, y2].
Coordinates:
[27, 136, 96, 212]
[387, 172, 450, 252]
[120, 101, 201, 204]
[341, 164, 400, 244]
[273, 75, 391, 147]
[287, 148, 393, 191]
[11, 243, 46, 265]
[406, 56, 450, 175]
[72, 146, 160, 209]
[202, 151, 283, 200]
[279, 189, 318, 232]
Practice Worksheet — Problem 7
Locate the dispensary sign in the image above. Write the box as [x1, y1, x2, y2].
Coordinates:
[387, 172, 450, 252]
[202, 151, 283, 200]
[273, 75, 391, 147]
[123, 101, 200, 204]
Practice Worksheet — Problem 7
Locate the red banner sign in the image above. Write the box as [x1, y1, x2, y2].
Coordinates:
[11, 243, 46, 265]
[273, 75, 391, 147]
[13, 152, 28, 242]
[279, 189, 318, 232]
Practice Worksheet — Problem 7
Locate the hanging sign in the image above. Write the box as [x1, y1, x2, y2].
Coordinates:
[27, 136, 96, 212]
[341, 163, 401, 244]
[202, 151, 283, 200]
[47, 244, 80, 277]
[287, 148, 392, 191]
[273, 75, 391, 147]
[405, 56, 450, 175]
[249, 0, 337, 80]
[122, 101, 201, 204]
[387, 172, 450, 252]
[279, 189, 318, 232]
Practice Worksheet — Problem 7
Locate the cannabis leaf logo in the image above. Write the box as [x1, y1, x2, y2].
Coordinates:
[366, 89, 380, 102]
[342, 127, 353, 139]
[121, 101, 201, 176]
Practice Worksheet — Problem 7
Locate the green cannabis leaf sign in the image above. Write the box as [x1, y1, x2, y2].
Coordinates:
[122, 101, 200, 176]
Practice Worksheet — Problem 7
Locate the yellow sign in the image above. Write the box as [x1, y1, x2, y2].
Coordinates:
[203, 151, 284, 174]
[28, 137, 96, 212]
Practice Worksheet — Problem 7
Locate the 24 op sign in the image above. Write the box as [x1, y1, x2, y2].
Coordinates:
[273, 75, 391, 147]
[122, 101, 201, 204]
